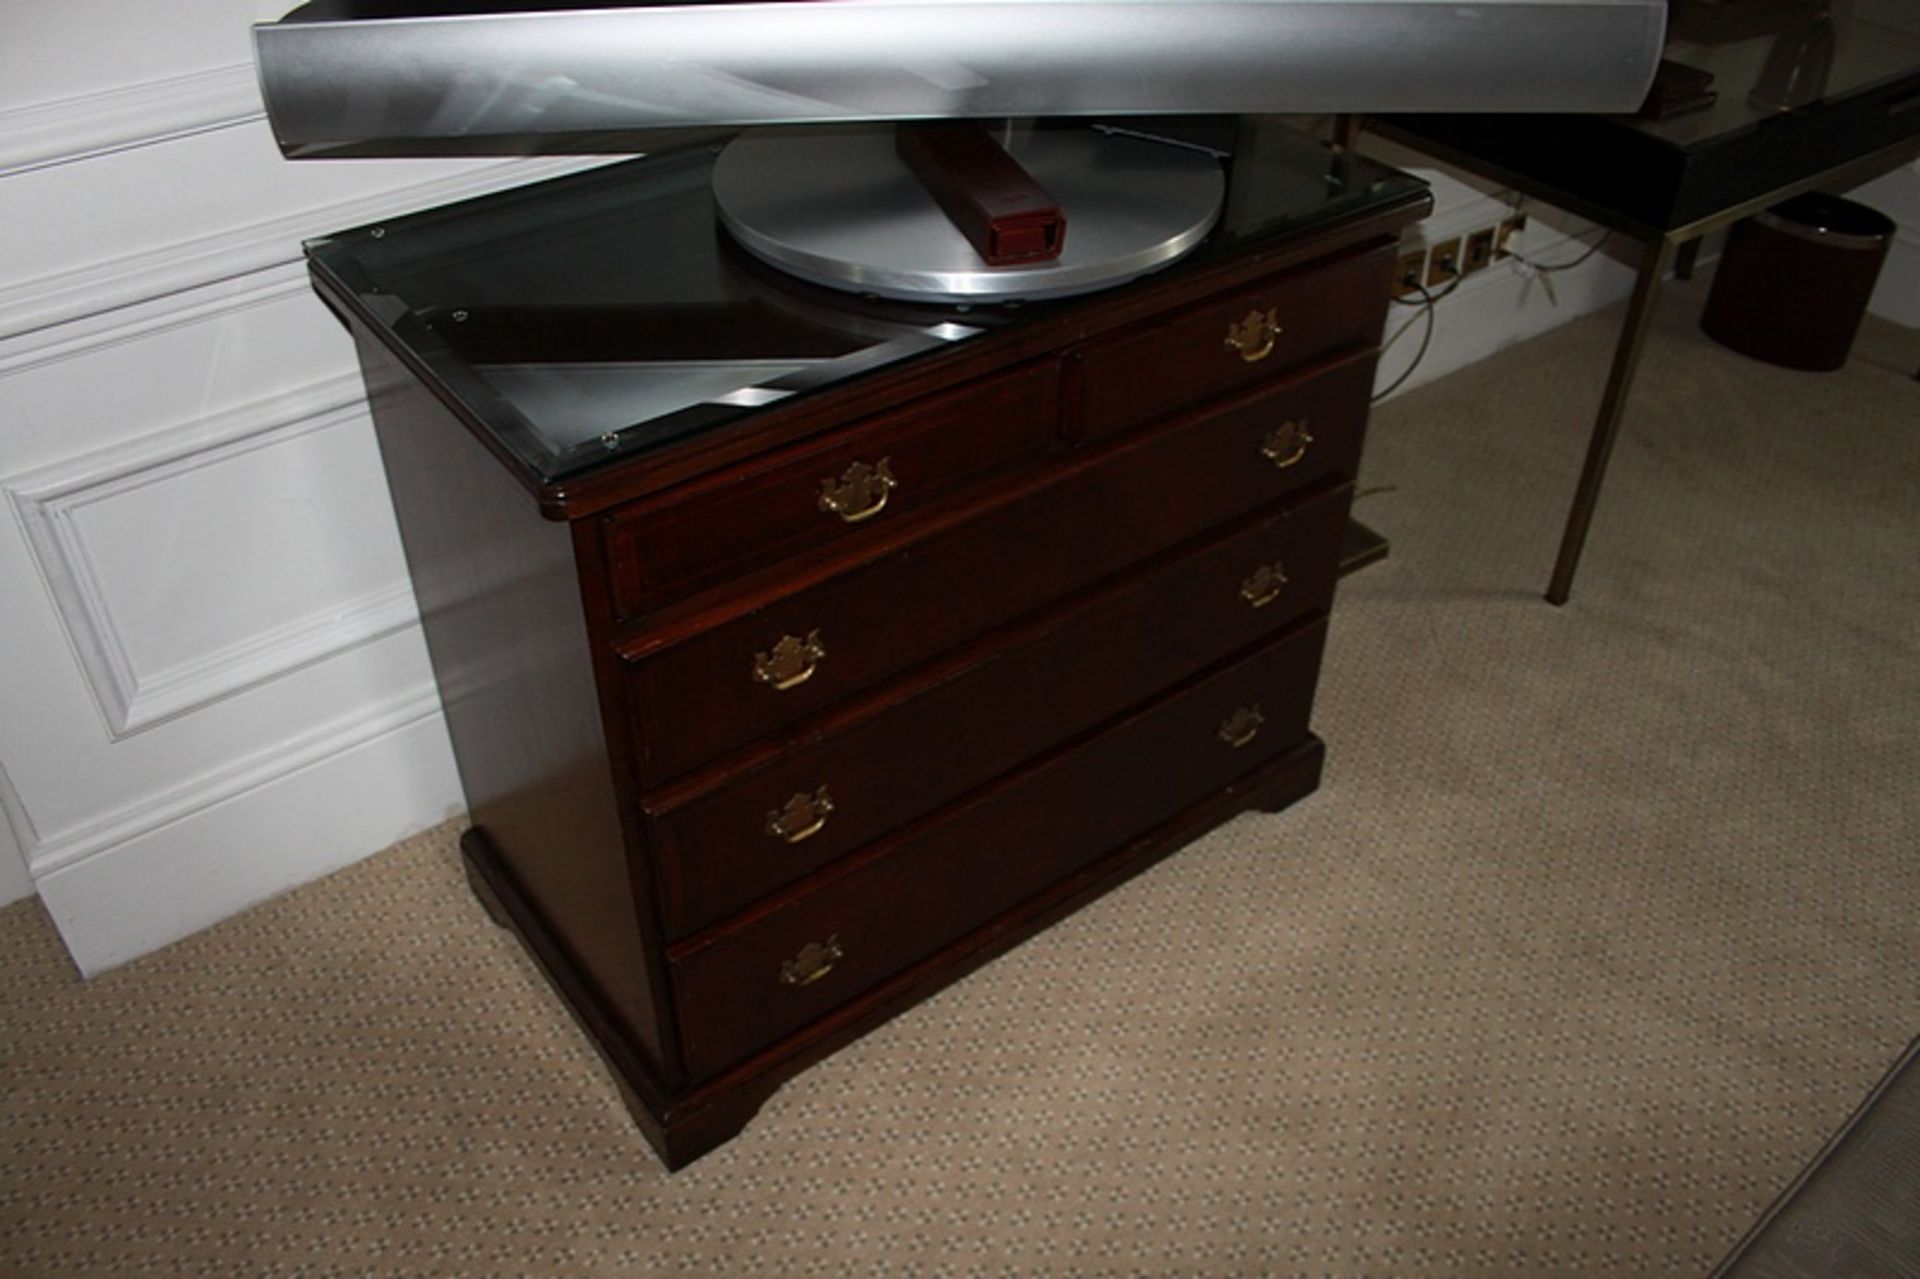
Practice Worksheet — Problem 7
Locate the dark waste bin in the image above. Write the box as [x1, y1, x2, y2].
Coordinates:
[1700, 192, 1894, 372]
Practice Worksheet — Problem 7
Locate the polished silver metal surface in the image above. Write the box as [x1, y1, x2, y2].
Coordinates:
[712, 127, 1225, 302]
[255, 0, 1667, 156]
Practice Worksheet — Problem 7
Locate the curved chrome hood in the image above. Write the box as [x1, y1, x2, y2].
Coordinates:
[254, 0, 1668, 156]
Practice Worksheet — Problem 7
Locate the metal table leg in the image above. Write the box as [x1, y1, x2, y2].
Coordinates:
[1545, 234, 1680, 605]
[1674, 237, 1702, 281]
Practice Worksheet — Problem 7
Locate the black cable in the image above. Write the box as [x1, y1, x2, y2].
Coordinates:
[1373, 280, 1437, 402]
[1389, 263, 1465, 307]
[1513, 228, 1612, 274]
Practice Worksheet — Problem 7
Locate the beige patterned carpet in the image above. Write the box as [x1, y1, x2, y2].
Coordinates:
[3, 275, 1917, 1276]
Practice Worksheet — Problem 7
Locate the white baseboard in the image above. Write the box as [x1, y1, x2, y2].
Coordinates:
[1354, 132, 1640, 403]
[0, 811, 29, 909]
[1852, 159, 1920, 330]
[1868, 226, 1920, 329]
[33, 703, 464, 977]
[1373, 239, 1637, 401]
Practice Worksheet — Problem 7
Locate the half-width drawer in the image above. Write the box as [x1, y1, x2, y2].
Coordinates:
[621, 350, 1374, 782]
[644, 484, 1351, 937]
[1064, 243, 1391, 443]
[606, 361, 1059, 616]
[668, 616, 1330, 1080]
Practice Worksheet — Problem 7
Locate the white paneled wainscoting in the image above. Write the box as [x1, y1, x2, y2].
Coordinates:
[0, 4, 606, 973]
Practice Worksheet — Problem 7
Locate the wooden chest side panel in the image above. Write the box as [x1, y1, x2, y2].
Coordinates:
[353, 330, 679, 1084]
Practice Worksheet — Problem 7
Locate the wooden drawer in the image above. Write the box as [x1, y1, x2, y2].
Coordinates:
[645, 484, 1350, 937]
[622, 350, 1375, 782]
[668, 615, 1330, 1080]
[606, 362, 1059, 616]
[1065, 243, 1391, 443]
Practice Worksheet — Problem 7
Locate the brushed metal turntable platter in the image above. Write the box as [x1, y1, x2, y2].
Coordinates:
[712, 127, 1226, 303]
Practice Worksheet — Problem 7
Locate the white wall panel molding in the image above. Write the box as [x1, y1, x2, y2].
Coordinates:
[0, 4, 476, 960]
[19, 678, 444, 884]
[6, 373, 416, 740]
[117, 575, 421, 739]
[0, 267, 310, 380]
[0, 151, 603, 348]
[0, 64, 263, 180]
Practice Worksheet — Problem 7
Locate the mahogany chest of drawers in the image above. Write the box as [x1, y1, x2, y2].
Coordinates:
[308, 124, 1428, 1168]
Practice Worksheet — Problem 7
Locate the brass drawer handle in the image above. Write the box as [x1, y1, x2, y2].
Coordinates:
[1218, 703, 1265, 749]
[779, 935, 843, 987]
[766, 786, 834, 844]
[1225, 307, 1281, 363]
[819, 457, 897, 524]
[1260, 419, 1314, 469]
[753, 630, 826, 691]
[1239, 561, 1289, 609]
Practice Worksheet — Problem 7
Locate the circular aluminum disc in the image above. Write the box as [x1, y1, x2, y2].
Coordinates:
[712, 126, 1225, 303]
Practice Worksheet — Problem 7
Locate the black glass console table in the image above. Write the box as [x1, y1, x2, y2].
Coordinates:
[1370, 1, 1920, 604]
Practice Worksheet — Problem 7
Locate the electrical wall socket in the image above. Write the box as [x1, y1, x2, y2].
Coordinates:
[1464, 228, 1496, 274]
[1396, 215, 1524, 301]
[1393, 249, 1426, 299]
[1496, 213, 1529, 259]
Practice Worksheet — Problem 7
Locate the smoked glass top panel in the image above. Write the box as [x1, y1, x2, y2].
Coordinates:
[307, 120, 1424, 483]
[1648, 1, 1920, 150]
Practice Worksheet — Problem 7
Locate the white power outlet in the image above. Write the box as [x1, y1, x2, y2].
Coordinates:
[1495, 214, 1529, 260]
